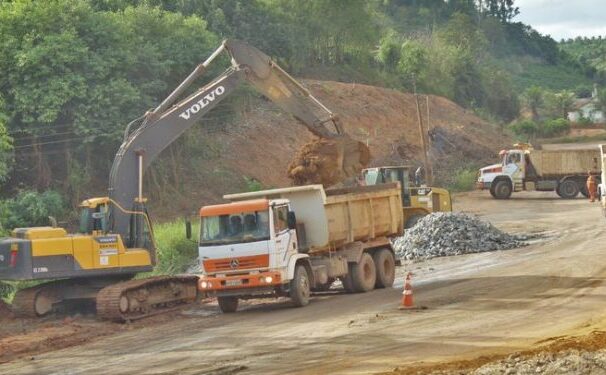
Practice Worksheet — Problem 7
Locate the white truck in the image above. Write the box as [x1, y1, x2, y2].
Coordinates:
[196, 184, 403, 313]
[477, 144, 601, 199]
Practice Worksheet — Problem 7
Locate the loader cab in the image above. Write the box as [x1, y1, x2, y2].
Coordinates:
[78, 197, 111, 235]
[363, 166, 413, 206]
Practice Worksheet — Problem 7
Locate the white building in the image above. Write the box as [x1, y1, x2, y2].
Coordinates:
[568, 87, 605, 124]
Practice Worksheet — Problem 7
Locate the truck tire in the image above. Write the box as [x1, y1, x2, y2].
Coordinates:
[351, 253, 377, 293]
[492, 180, 512, 199]
[341, 266, 355, 293]
[373, 249, 395, 288]
[217, 296, 238, 313]
[557, 180, 579, 199]
[290, 265, 311, 307]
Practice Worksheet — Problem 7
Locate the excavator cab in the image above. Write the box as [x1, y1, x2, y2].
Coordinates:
[362, 166, 452, 228]
[78, 197, 111, 235]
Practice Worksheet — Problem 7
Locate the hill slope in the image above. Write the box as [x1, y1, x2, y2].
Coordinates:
[149, 80, 510, 217]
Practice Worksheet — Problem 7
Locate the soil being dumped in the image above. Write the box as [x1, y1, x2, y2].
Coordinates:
[288, 136, 371, 186]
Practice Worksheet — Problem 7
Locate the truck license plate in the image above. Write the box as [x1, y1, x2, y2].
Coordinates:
[225, 279, 242, 287]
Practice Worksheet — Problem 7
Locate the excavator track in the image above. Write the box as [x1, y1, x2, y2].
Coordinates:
[11, 280, 67, 317]
[96, 275, 198, 322]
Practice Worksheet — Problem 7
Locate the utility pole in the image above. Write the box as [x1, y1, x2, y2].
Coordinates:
[413, 88, 433, 186]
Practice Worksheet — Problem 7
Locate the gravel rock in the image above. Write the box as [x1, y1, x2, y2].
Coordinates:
[392, 212, 526, 261]
[473, 349, 606, 375]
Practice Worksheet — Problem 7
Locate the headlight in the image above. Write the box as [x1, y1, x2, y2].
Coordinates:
[200, 280, 209, 289]
[264, 276, 273, 283]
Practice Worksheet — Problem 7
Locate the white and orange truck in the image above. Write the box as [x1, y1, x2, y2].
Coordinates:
[477, 143, 601, 199]
[196, 183, 403, 313]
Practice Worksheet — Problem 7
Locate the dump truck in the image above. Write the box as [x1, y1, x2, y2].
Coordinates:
[362, 166, 452, 228]
[477, 143, 601, 199]
[196, 183, 403, 313]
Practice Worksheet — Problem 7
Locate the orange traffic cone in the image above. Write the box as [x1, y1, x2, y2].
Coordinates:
[399, 272, 414, 310]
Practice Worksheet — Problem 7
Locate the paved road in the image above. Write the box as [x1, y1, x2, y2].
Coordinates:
[2, 191, 606, 375]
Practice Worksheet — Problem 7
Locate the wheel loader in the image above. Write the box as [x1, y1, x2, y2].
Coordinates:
[0, 39, 369, 321]
[362, 166, 452, 228]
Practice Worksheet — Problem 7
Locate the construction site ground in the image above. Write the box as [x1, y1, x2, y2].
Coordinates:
[2, 190, 606, 374]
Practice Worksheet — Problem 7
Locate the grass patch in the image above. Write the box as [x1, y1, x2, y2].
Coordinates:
[151, 219, 200, 275]
[448, 168, 478, 192]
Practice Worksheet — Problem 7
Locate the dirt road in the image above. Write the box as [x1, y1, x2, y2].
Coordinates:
[2, 191, 606, 375]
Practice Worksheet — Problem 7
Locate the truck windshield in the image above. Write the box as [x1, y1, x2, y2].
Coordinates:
[200, 210, 270, 246]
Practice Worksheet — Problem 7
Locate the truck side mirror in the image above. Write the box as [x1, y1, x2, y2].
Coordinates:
[185, 220, 192, 240]
[287, 211, 297, 230]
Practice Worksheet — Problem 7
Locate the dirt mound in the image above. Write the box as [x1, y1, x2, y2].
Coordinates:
[151, 80, 510, 212]
[288, 136, 371, 186]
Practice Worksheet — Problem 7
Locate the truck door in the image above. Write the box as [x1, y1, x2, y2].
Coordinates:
[504, 151, 524, 182]
[271, 204, 296, 269]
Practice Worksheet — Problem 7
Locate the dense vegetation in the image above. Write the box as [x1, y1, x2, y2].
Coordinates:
[0, 0, 602, 226]
[560, 37, 606, 86]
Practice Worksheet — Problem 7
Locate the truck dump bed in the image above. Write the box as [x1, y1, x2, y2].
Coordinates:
[529, 147, 600, 177]
[223, 183, 403, 253]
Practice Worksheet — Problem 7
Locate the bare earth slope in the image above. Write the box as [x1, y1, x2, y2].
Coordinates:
[171, 80, 508, 206]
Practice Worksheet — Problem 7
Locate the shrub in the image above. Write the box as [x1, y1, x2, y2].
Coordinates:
[450, 168, 478, 192]
[152, 219, 199, 275]
[541, 118, 570, 137]
[509, 119, 538, 140]
[0, 190, 66, 230]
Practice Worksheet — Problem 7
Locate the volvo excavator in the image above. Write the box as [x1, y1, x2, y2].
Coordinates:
[0, 39, 369, 321]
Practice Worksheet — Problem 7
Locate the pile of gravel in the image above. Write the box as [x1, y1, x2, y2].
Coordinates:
[393, 212, 526, 261]
[473, 350, 606, 375]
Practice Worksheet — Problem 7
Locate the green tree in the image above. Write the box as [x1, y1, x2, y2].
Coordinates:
[0, 0, 218, 190]
[398, 40, 428, 90]
[509, 119, 538, 141]
[0, 97, 13, 182]
[546, 90, 576, 119]
[523, 86, 544, 121]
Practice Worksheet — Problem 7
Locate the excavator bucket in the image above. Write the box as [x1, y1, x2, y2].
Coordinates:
[288, 135, 371, 186]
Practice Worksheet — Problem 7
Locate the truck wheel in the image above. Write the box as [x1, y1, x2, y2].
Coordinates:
[290, 265, 311, 307]
[351, 253, 377, 293]
[217, 296, 238, 313]
[373, 249, 395, 288]
[341, 266, 355, 293]
[493, 180, 512, 199]
[489, 188, 497, 198]
[557, 180, 579, 199]
[405, 214, 424, 229]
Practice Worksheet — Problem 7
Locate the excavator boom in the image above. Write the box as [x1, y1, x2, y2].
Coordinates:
[109, 39, 369, 242]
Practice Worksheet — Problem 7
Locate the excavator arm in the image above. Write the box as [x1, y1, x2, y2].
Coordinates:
[108, 39, 368, 244]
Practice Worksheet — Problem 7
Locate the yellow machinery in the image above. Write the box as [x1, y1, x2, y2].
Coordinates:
[362, 166, 452, 228]
[0, 39, 367, 320]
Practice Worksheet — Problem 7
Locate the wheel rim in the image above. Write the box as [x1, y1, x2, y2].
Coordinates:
[119, 295, 129, 313]
[300, 273, 310, 299]
[497, 184, 509, 196]
[34, 293, 53, 316]
[562, 183, 576, 196]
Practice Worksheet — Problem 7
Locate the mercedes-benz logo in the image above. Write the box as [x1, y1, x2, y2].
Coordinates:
[230, 259, 239, 269]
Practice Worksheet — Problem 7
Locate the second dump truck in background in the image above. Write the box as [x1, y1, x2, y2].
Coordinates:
[477, 143, 601, 199]
[196, 183, 403, 313]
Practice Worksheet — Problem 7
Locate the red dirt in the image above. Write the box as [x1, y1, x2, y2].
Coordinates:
[288, 136, 371, 186]
[167, 80, 509, 210]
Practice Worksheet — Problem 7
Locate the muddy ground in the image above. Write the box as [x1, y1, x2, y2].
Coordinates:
[2, 191, 606, 374]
